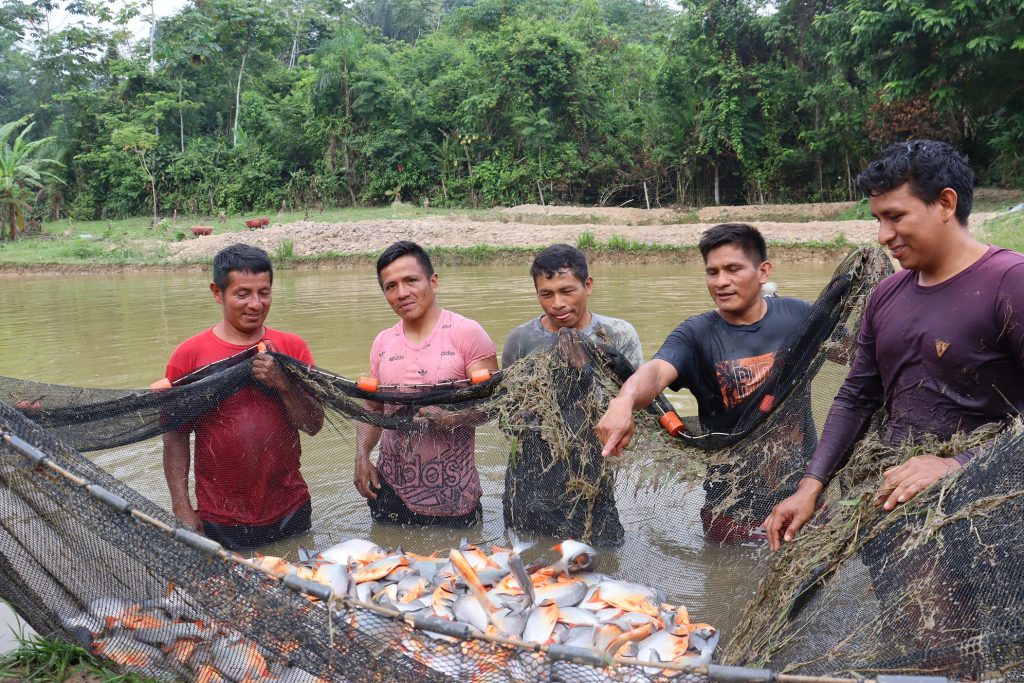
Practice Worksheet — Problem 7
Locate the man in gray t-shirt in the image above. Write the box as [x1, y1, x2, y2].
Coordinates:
[502, 245, 643, 369]
[501, 244, 641, 546]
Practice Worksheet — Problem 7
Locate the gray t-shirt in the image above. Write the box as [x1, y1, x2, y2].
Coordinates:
[502, 313, 643, 369]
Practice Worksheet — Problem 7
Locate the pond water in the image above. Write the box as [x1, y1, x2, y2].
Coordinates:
[0, 259, 839, 645]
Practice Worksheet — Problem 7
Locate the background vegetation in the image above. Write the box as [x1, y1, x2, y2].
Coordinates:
[1, 0, 1022, 225]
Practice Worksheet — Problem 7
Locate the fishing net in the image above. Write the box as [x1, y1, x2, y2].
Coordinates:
[3, 246, 1021, 681]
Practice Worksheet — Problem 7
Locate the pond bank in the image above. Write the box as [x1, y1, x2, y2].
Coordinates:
[0, 242, 857, 277]
[2, 198, 1016, 273]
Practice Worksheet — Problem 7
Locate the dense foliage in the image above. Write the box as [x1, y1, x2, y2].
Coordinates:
[1, 0, 1021, 220]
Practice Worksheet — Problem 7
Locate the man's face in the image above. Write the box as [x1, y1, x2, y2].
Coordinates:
[704, 244, 770, 317]
[212, 270, 272, 335]
[380, 254, 438, 323]
[871, 183, 954, 271]
[535, 269, 593, 330]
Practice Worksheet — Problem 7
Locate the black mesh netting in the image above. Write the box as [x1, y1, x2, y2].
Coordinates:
[2, 246, 1021, 682]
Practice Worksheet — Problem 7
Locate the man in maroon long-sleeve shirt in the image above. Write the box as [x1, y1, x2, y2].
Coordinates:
[766, 140, 1024, 551]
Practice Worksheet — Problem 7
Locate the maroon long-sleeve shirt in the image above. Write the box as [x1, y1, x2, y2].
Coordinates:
[806, 246, 1024, 483]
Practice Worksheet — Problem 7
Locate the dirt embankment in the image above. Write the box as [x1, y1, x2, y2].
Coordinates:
[502, 201, 858, 223]
[167, 203, 1002, 264]
[2, 201, 1004, 276]
[172, 202, 967, 264]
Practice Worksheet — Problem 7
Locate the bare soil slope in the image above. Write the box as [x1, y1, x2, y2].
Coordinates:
[167, 206, 1001, 263]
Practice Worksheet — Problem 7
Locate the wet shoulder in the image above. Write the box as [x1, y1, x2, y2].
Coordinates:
[173, 327, 216, 354]
[871, 268, 916, 303]
[443, 309, 497, 362]
[263, 327, 313, 362]
[371, 319, 403, 352]
[443, 309, 492, 340]
[502, 317, 549, 366]
[264, 327, 307, 349]
[667, 310, 720, 343]
[592, 313, 639, 338]
[986, 246, 1024, 273]
[767, 296, 813, 323]
[167, 327, 213, 370]
[506, 316, 546, 343]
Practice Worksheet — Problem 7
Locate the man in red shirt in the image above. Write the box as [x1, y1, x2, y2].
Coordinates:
[162, 244, 323, 550]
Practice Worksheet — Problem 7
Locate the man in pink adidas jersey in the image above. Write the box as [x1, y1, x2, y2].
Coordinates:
[355, 241, 498, 527]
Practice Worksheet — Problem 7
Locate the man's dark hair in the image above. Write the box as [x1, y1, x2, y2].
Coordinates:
[212, 244, 273, 292]
[376, 240, 434, 288]
[855, 139, 975, 225]
[530, 244, 589, 285]
[698, 223, 768, 265]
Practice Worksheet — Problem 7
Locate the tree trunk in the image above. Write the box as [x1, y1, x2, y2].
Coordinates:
[342, 61, 357, 206]
[844, 150, 853, 200]
[179, 81, 185, 153]
[326, 134, 337, 174]
[815, 103, 823, 198]
[344, 146, 357, 206]
[233, 49, 250, 147]
[151, 178, 158, 226]
[135, 150, 158, 226]
[8, 204, 16, 241]
[713, 163, 720, 205]
[148, 0, 156, 73]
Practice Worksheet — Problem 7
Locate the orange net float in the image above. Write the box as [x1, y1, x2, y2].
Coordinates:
[357, 376, 379, 392]
[469, 369, 493, 384]
[659, 410, 685, 437]
[256, 342, 267, 353]
[149, 378, 173, 391]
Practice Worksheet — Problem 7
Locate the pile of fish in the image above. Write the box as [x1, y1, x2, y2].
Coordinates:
[61, 593, 325, 683]
[61, 538, 717, 682]
[257, 537, 719, 677]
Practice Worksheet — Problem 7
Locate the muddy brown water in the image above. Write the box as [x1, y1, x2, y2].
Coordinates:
[0, 261, 837, 644]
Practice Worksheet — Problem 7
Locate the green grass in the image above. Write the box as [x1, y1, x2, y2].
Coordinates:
[576, 230, 599, 250]
[0, 635, 154, 682]
[836, 199, 872, 221]
[983, 210, 1024, 251]
[34, 205, 463, 242]
[602, 233, 678, 251]
[0, 234, 156, 266]
[274, 238, 295, 260]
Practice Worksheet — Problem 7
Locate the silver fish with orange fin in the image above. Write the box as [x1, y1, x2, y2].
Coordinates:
[549, 540, 599, 576]
[352, 554, 409, 583]
[449, 549, 497, 620]
[584, 580, 661, 617]
[522, 601, 559, 644]
[317, 538, 383, 566]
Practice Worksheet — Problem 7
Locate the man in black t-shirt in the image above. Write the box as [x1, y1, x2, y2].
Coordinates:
[596, 223, 813, 543]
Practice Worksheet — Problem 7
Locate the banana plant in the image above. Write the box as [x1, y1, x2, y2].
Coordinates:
[0, 118, 63, 241]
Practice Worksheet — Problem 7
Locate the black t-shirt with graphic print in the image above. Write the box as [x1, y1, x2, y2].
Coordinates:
[653, 296, 813, 434]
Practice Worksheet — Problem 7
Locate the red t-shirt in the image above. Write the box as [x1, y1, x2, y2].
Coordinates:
[166, 326, 314, 526]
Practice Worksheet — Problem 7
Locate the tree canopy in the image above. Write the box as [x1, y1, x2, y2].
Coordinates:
[1, 0, 1021, 221]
